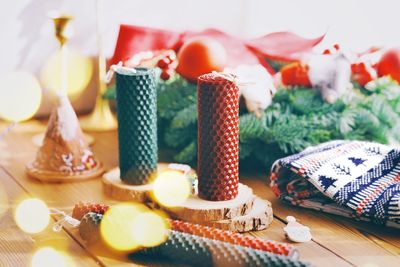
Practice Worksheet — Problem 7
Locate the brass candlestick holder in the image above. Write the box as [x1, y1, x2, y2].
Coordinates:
[26, 13, 104, 182]
[52, 14, 73, 47]
[51, 13, 73, 95]
[32, 12, 97, 146]
[80, 0, 117, 131]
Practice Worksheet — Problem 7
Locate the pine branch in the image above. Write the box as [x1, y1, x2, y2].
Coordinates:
[338, 109, 356, 134]
[171, 104, 197, 129]
[174, 141, 197, 163]
[164, 125, 196, 149]
[239, 113, 269, 142]
[157, 78, 197, 120]
[266, 114, 316, 153]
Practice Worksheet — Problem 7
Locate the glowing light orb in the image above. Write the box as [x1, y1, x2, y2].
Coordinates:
[0, 71, 42, 122]
[100, 203, 145, 252]
[131, 211, 169, 247]
[31, 247, 72, 267]
[15, 198, 49, 234]
[40, 49, 93, 98]
[152, 171, 191, 207]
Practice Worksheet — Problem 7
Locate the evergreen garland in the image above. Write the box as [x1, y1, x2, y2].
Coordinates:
[106, 75, 400, 172]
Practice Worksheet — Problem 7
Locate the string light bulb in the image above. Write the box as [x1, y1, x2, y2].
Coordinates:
[14, 198, 49, 234]
[100, 203, 145, 252]
[31, 247, 74, 267]
[152, 170, 191, 207]
[131, 211, 169, 247]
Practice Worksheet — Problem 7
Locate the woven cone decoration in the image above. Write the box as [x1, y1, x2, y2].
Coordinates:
[26, 95, 104, 182]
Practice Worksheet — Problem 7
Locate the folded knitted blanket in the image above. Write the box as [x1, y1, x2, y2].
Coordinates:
[270, 140, 400, 228]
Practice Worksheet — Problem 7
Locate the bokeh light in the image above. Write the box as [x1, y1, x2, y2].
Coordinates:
[40, 49, 93, 98]
[14, 198, 50, 234]
[152, 170, 191, 207]
[100, 203, 170, 251]
[0, 71, 42, 122]
[131, 211, 169, 247]
[100, 203, 145, 252]
[31, 247, 74, 267]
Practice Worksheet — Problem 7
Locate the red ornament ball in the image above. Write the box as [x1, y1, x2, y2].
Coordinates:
[377, 48, 400, 83]
[176, 37, 227, 82]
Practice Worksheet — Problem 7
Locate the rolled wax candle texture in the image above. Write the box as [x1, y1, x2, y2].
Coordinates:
[136, 231, 311, 267]
[197, 73, 239, 201]
[170, 219, 298, 258]
[116, 67, 157, 185]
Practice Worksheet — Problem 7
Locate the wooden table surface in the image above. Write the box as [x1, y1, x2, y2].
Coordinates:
[0, 121, 399, 267]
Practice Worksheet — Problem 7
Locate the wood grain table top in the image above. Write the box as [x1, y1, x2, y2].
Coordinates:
[0, 121, 399, 267]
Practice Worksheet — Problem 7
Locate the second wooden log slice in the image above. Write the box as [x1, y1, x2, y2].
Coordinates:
[201, 198, 273, 232]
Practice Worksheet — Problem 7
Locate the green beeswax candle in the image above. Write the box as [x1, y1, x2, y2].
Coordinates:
[115, 67, 157, 185]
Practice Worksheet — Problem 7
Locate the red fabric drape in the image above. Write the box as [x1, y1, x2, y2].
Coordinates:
[110, 24, 325, 74]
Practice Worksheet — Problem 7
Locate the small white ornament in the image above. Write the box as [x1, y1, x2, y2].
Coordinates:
[284, 216, 312, 243]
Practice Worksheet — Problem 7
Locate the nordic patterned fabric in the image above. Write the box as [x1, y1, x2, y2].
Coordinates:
[270, 140, 400, 228]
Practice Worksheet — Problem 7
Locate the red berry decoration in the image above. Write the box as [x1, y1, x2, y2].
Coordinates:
[160, 68, 174, 81]
[157, 58, 170, 69]
[322, 49, 331, 55]
[156, 51, 178, 81]
[333, 43, 340, 50]
[72, 202, 109, 220]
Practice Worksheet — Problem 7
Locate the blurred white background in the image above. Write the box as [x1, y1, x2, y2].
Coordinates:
[1, 0, 399, 75]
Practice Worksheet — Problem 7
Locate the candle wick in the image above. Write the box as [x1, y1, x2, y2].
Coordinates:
[211, 71, 256, 88]
[106, 61, 139, 82]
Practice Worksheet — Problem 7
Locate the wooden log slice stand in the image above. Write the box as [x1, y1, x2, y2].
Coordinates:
[102, 165, 273, 232]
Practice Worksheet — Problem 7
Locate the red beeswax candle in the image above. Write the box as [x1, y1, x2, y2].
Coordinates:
[197, 72, 239, 201]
